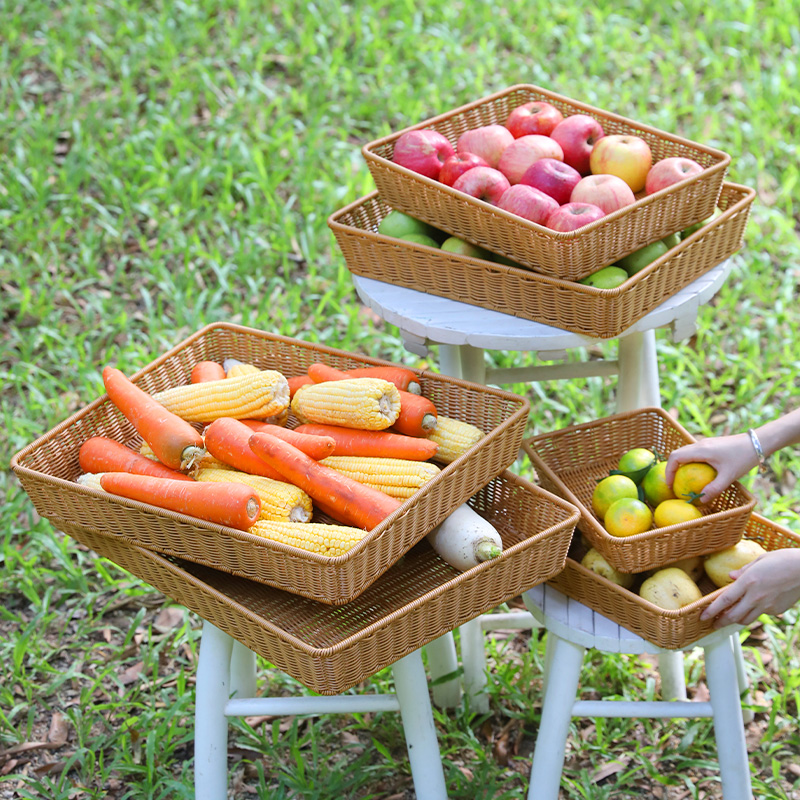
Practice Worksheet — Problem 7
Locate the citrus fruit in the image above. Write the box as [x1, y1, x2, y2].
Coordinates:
[642, 460, 676, 506]
[616, 447, 657, 483]
[591, 474, 639, 519]
[653, 498, 703, 528]
[672, 462, 717, 504]
[604, 497, 653, 537]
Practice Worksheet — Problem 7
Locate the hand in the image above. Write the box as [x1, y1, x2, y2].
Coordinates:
[700, 549, 800, 627]
[664, 433, 759, 502]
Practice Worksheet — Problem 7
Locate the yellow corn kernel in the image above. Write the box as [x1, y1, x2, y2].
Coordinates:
[194, 467, 312, 522]
[76, 472, 106, 491]
[427, 415, 484, 464]
[291, 378, 400, 430]
[195, 452, 234, 471]
[320, 456, 441, 499]
[225, 361, 261, 378]
[152, 370, 290, 423]
[138, 440, 158, 460]
[248, 520, 368, 556]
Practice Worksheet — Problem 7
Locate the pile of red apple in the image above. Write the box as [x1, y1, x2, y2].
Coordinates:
[391, 101, 706, 233]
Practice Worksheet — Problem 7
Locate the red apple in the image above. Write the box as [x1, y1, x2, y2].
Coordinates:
[645, 156, 705, 195]
[497, 134, 564, 185]
[570, 174, 636, 215]
[456, 124, 514, 168]
[452, 166, 511, 206]
[497, 184, 559, 225]
[545, 202, 606, 232]
[392, 129, 455, 180]
[438, 152, 490, 186]
[550, 114, 605, 175]
[504, 101, 564, 138]
[589, 134, 652, 193]
[520, 158, 582, 205]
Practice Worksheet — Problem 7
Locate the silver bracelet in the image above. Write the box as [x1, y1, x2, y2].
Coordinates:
[747, 428, 768, 473]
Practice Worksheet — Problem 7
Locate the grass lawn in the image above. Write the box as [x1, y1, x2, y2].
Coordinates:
[2, 1, 799, 798]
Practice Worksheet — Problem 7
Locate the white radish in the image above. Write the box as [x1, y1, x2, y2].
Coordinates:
[426, 503, 503, 571]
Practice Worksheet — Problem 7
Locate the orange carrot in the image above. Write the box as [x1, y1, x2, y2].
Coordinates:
[248, 432, 402, 530]
[288, 375, 313, 397]
[333, 365, 421, 394]
[307, 363, 437, 437]
[294, 423, 438, 461]
[99, 472, 260, 530]
[79, 436, 193, 481]
[102, 366, 205, 471]
[191, 361, 226, 383]
[203, 417, 287, 481]
[237, 420, 336, 460]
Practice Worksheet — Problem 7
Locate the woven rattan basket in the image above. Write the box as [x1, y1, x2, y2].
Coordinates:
[329, 183, 754, 339]
[59, 472, 579, 694]
[11, 323, 530, 605]
[523, 407, 756, 574]
[362, 84, 731, 281]
[549, 512, 800, 650]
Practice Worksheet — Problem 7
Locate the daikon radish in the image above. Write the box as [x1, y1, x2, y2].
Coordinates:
[426, 503, 502, 571]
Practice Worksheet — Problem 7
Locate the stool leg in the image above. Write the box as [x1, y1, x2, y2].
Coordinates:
[657, 650, 688, 701]
[195, 621, 234, 800]
[392, 650, 448, 800]
[230, 640, 257, 699]
[437, 344, 463, 380]
[460, 617, 490, 713]
[705, 635, 753, 800]
[527, 633, 585, 800]
[616, 329, 660, 412]
[732, 634, 754, 724]
[425, 633, 462, 709]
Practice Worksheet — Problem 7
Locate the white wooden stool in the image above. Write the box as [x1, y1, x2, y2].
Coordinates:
[194, 622, 448, 800]
[522, 583, 753, 800]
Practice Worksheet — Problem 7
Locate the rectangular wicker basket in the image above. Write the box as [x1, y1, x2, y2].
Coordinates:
[362, 84, 731, 281]
[58, 471, 579, 694]
[523, 407, 756, 574]
[549, 512, 800, 650]
[11, 322, 530, 605]
[329, 183, 754, 340]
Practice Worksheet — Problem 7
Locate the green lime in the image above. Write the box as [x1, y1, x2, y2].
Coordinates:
[616, 447, 657, 484]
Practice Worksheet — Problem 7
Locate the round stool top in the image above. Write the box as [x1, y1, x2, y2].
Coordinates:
[353, 259, 732, 352]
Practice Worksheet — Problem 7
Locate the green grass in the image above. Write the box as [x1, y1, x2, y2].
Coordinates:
[2, 0, 800, 797]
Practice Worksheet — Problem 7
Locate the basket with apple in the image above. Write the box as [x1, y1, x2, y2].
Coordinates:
[362, 84, 731, 281]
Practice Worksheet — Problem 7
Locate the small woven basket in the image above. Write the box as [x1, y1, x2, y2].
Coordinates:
[59, 471, 579, 694]
[11, 323, 530, 605]
[329, 183, 754, 339]
[549, 512, 800, 650]
[523, 407, 756, 574]
[362, 84, 731, 281]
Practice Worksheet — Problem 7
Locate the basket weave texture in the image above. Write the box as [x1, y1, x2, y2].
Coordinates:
[549, 512, 800, 650]
[11, 323, 530, 605]
[523, 407, 756, 574]
[362, 84, 730, 281]
[57, 472, 579, 693]
[329, 183, 753, 339]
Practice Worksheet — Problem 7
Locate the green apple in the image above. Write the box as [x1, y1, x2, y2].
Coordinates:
[398, 232, 440, 248]
[440, 236, 490, 260]
[378, 210, 439, 240]
[578, 265, 628, 289]
[491, 252, 525, 267]
[680, 207, 722, 239]
[615, 239, 669, 276]
[661, 232, 681, 249]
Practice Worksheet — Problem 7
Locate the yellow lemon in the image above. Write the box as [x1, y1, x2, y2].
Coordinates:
[604, 497, 653, 537]
[653, 498, 703, 528]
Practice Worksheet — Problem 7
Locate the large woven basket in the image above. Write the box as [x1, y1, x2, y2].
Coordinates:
[362, 84, 731, 281]
[549, 512, 800, 650]
[60, 471, 579, 694]
[11, 322, 530, 605]
[523, 407, 756, 574]
[329, 183, 754, 339]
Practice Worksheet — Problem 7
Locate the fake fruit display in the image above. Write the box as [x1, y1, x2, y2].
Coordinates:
[616, 447, 657, 483]
[639, 567, 703, 609]
[581, 547, 635, 589]
[521, 157, 582, 205]
[604, 497, 653, 538]
[641, 461, 676, 506]
[545, 202, 605, 232]
[392, 129, 455, 180]
[645, 156, 704, 195]
[456, 124, 514, 168]
[570, 174, 636, 215]
[505, 101, 564, 138]
[589, 134, 652, 193]
[671, 461, 717, 504]
[378, 209, 439, 241]
[704, 539, 767, 588]
[591, 473, 639, 519]
[452, 166, 511, 205]
[438, 152, 489, 187]
[550, 114, 605, 175]
[497, 184, 559, 225]
[579, 266, 628, 289]
[653, 498, 703, 528]
[497, 134, 564, 185]
[615, 239, 669, 276]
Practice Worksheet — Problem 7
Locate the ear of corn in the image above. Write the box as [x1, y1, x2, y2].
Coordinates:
[152, 370, 290, 423]
[225, 361, 261, 378]
[427, 416, 484, 464]
[247, 519, 368, 556]
[291, 378, 401, 430]
[320, 456, 441, 499]
[76, 472, 106, 491]
[194, 467, 312, 522]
